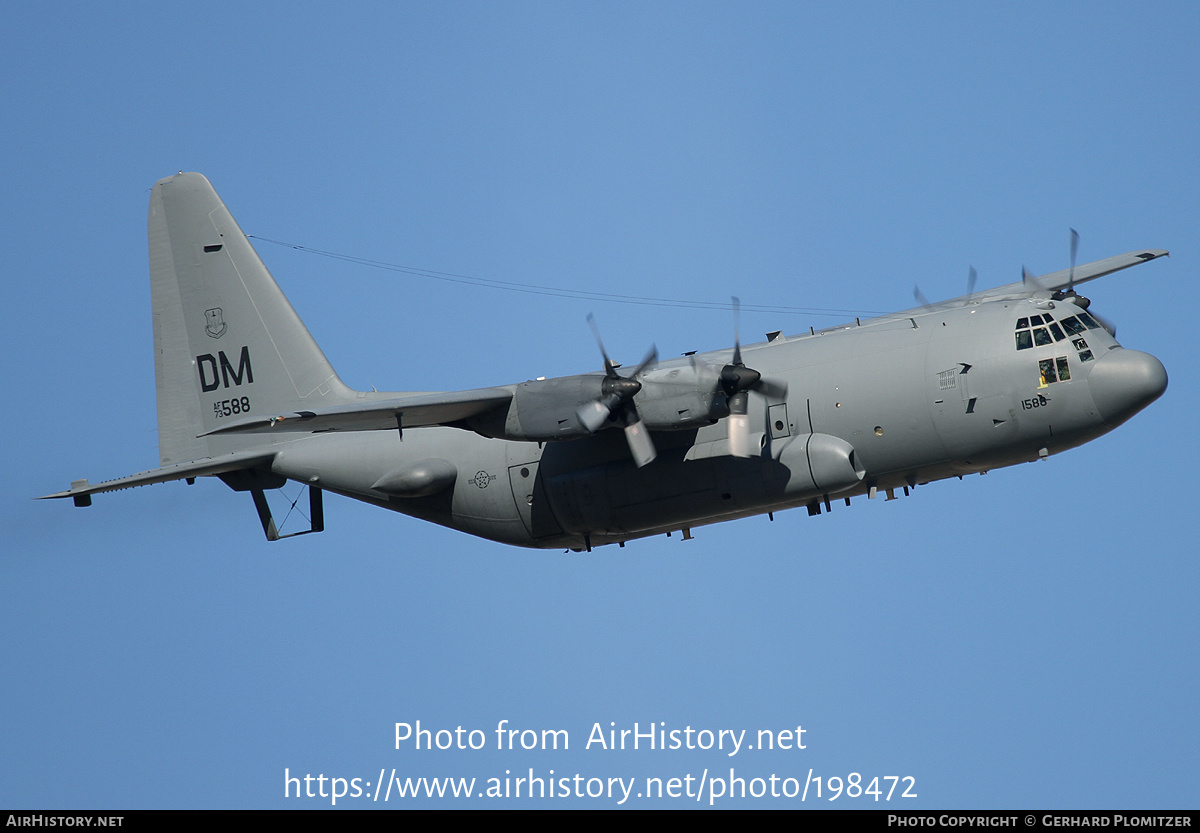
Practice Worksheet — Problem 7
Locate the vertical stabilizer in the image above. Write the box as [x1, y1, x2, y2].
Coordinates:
[149, 173, 356, 465]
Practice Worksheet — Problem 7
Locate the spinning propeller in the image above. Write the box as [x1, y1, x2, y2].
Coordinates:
[575, 314, 659, 467]
[1068, 227, 1079, 293]
[1048, 229, 1117, 336]
[721, 297, 788, 458]
[913, 265, 977, 309]
[575, 302, 787, 465]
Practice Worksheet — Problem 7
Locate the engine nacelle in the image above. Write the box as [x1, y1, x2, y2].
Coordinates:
[635, 363, 729, 430]
[468, 374, 609, 441]
[466, 361, 739, 443]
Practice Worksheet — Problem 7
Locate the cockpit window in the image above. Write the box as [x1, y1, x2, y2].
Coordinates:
[1077, 311, 1101, 330]
[1067, 336, 1094, 362]
[1060, 316, 1086, 335]
[1016, 314, 1074, 351]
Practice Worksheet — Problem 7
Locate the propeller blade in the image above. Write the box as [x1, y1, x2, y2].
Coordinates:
[587, 313, 618, 377]
[624, 418, 656, 467]
[576, 399, 613, 433]
[728, 389, 750, 416]
[965, 265, 977, 300]
[633, 344, 658, 376]
[727, 415, 752, 458]
[718, 296, 783, 456]
[731, 296, 743, 367]
[1093, 311, 1117, 338]
[913, 285, 931, 308]
[1022, 265, 1051, 297]
[577, 379, 639, 433]
[579, 313, 659, 464]
[756, 376, 789, 399]
[1068, 228, 1079, 292]
[727, 390, 752, 457]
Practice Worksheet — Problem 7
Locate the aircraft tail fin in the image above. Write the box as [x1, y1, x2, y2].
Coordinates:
[149, 173, 357, 465]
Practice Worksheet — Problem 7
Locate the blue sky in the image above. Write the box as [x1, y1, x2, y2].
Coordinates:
[3, 2, 1196, 809]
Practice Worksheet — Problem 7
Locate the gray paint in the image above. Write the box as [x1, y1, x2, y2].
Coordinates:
[42, 173, 1169, 551]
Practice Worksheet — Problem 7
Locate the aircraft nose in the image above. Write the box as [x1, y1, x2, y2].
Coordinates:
[1087, 348, 1167, 427]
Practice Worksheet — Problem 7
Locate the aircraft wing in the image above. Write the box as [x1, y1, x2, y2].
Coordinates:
[973, 249, 1168, 302]
[904, 249, 1169, 316]
[199, 387, 514, 436]
[38, 449, 279, 503]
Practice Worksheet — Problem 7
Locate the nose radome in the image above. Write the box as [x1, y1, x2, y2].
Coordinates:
[1087, 349, 1168, 427]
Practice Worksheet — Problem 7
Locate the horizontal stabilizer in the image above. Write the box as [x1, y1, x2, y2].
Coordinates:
[38, 450, 278, 501]
[200, 387, 514, 435]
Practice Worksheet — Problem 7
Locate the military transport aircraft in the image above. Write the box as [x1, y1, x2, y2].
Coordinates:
[41, 173, 1168, 550]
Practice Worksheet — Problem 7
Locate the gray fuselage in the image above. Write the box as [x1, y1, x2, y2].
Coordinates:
[265, 295, 1165, 549]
